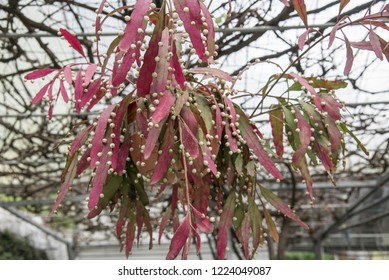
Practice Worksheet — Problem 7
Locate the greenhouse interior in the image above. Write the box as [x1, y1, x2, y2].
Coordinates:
[0, 0, 389, 260]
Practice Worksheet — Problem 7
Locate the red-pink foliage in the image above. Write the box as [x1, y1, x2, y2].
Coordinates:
[25, 0, 389, 259]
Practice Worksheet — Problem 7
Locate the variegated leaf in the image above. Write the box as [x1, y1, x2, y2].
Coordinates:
[166, 213, 191, 260]
[260, 186, 309, 230]
[60, 28, 85, 57]
[269, 106, 284, 158]
[217, 191, 236, 260]
[292, 0, 308, 28]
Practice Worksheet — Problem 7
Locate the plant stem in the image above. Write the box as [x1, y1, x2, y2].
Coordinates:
[249, 14, 372, 118]
[250, 37, 326, 118]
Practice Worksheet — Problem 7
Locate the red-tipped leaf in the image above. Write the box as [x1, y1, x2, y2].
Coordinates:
[200, 1, 215, 61]
[269, 106, 284, 158]
[181, 106, 198, 135]
[339, 0, 350, 14]
[350, 41, 373, 51]
[225, 124, 238, 152]
[69, 125, 92, 156]
[60, 28, 85, 57]
[110, 99, 130, 171]
[150, 122, 174, 184]
[180, 119, 199, 159]
[90, 104, 116, 168]
[137, 24, 162, 97]
[291, 108, 311, 165]
[191, 206, 214, 234]
[171, 42, 186, 90]
[84, 64, 97, 86]
[325, 116, 342, 154]
[190, 68, 233, 82]
[173, 0, 207, 61]
[125, 215, 136, 257]
[298, 29, 309, 50]
[225, 97, 237, 131]
[239, 214, 251, 259]
[213, 97, 223, 141]
[112, 46, 140, 87]
[166, 213, 191, 260]
[248, 197, 263, 258]
[95, 0, 107, 39]
[76, 147, 91, 176]
[289, 73, 322, 111]
[150, 28, 170, 95]
[144, 121, 164, 160]
[343, 34, 354, 75]
[369, 28, 384, 60]
[217, 191, 236, 260]
[279, 0, 289, 6]
[25, 68, 56, 80]
[260, 186, 309, 230]
[118, 0, 152, 52]
[159, 208, 172, 245]
[74, 69, 83, 111]
[88, 143, 110, 210]
[296, 155, 314, 199]
[32, 82, 51, 104]
[314, 140, 333, 172]
[202, 146, 217, 175]
[260, 197, 279, 242]
[63, 66, 73, 85]
[49, 155, 78, 216]
[328, 21, 341, 48]
[236, 107, 283, 179]
[151, 91, 175, 124]
[59, 80, 69, 103]
[320, 92, 342, 121]
[292, 0, 308, 28]
[79, 78, 102, 109]
[192, 226, 202, 256]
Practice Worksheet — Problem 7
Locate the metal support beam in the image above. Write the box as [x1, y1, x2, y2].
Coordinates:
[5, 21, 388, 39]
[344, 192, 389, 220]
[0, 24, 334, 39]
[0, 195, 87, 207]
[273, 180, 378, 191]
[318, 172, 389, 240]
[291, 244, 389, 252]
[0, 179, 381, 206]
[2, 101, 389, 119]
[335, 209, 389, 232]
